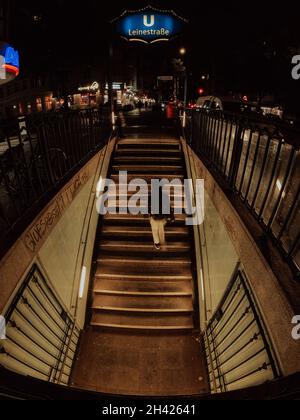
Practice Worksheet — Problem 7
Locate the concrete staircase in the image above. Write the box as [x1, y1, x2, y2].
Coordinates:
[90, 138, 195, 331]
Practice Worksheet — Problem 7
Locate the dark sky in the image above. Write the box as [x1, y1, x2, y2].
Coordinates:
[9, 0, 300, 107]
[10, 1, 296, 49]
[12, 1, 299, 47]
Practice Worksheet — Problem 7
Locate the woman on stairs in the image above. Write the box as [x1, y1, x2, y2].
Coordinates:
[148, 188, 175, 250]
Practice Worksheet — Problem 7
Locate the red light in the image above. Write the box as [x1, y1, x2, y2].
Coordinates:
[2, 64, 19, 76]
[198, 88, 204, 95]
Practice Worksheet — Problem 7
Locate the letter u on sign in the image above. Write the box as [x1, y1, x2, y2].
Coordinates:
[143, 15, 155, 27]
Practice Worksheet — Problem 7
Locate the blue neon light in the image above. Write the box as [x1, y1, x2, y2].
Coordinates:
[0, 43, 20, 69]
[4, 46, 20, 68]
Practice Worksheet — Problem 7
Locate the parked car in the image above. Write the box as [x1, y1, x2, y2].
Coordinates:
[196, 96, 223, 111]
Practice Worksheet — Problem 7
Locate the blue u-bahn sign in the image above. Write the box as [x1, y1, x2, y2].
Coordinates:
[0, 42, 20, 84]
[113, 6, 187, 44]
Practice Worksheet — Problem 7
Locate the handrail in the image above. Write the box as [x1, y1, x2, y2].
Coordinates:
[181, 108, 300, 277]
[180, 117, 282, 393]
[204, 266, 281, 393]
[0, 128, 116, 386]
[56, 321, 80, 385]
[0, 364, 299, 400]
[0, 108, 113, 260]
[70, 130, 117, 321]
[180, 135, 220, 391]
[0, 264, 80, 386]
[180, 138, 207, 328]
[204, 329, 218, 393]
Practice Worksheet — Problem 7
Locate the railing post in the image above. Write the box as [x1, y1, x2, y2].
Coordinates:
[39, 118, 56, 186]
[190, 110, 195, 149]
[228, 120, 244, 189]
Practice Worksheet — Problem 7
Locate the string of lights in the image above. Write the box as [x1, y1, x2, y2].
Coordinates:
[111, 4, 188, 24]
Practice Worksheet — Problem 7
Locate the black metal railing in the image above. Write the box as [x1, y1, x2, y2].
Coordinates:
[204, 267, 280, 393]
[182, 109, 300, 274]
[0, 109, 112, 256]
[0, 364, 300, 400]
[0, 264, 80, 385]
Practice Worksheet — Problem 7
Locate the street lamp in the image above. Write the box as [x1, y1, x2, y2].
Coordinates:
[178, 48, 188, 127]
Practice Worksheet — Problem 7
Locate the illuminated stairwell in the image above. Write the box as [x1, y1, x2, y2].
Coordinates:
[71, 137, 209, 396]
[91, 138, 196, 331]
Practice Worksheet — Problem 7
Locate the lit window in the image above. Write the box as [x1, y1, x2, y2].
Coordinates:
[45, 96, 53, 111]
[36, 97, 42, 112]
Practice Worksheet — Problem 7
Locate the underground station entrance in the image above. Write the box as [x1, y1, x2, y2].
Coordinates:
[0, 3, 300, 403]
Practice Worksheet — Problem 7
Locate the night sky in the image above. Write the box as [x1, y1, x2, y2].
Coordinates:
[9, 0, 300, 112]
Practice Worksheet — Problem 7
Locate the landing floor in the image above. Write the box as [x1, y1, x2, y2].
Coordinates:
[71, 328, 209, 396]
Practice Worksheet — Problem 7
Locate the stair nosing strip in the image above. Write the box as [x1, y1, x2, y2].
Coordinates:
[92, 306, 193, 313]
[93, 290, 193, 297]
[99, 244, 190, 249]
[101, 230, 188, 234]
[97, 258, 191, 264]
[90, 323, 193, 330]
[94, 274, 192, 280]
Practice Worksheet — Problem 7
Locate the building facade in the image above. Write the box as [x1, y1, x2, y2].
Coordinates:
[0, 75, 55, 118]
[0, 0, 10, 41]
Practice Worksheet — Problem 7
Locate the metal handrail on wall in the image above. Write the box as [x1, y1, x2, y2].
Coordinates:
[204, 266, 280, 393]
[180, 131, 280, 392]
[0, 108, 112, 258]
[180, 137, 209, 331]
[182, 109, 300, 276]
[0, 264, 80, 385]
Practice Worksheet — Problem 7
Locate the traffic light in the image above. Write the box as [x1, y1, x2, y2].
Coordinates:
[198, 88, 204, 95]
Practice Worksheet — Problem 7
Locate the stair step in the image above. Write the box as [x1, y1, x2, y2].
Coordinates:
[98, 246, 190, 258]
[102, 221, 187, 230]
[104, 183, 184, 192]
[100, 233, 189, 243]
[96, 262, 192, 277]
[99, 235, 190, 241]
[102, 196, 185, 203]
[91, 312, 194, 330]
[99, 205, 186, 214]
[117, 142, 180, 150]
[100, 236, 189, 244]
[102, 220, 187, 228]
[100, 196, 185, 206]
[93, 278, 192, 295]
[113, 156, 182, 163]
[99, 241, 190, 250]
[101, 226, 189, 236]
[112, 165, 184, 173]
[107, 192, 186, 199]
[89, 135, 195, 333]
[117, 138, 180, 144]
[94, 290, 192, 297]
[97, 256, 191, 265]
[94, 273, 193, 282]
[92, 294, 193, 312]
[98, 252, 191, 262]
[115, 149, 181, 157]
[111, 174, 185, 182]
[90, 323, 193, 331]
[104, 198, 186, 208]
[103, 213, 186, 222]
